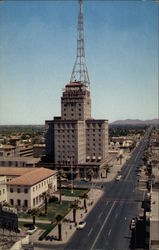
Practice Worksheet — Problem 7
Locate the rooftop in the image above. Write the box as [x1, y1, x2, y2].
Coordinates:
[0, 167, 35, 177]
[7, 167, 57, 186]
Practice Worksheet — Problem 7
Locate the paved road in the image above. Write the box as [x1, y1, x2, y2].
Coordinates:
[64, 132, 149, 250]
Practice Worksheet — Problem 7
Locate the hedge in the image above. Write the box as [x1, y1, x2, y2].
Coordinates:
[38, 222, 56, 241]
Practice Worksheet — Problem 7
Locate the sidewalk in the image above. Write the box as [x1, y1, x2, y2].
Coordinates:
[93, 152, 131, 183]
[31, 188, 103, 246]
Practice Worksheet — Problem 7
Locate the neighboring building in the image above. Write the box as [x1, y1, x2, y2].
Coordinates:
[0, 156, 40, 168]
[0, 167, 35, 181]
[7, 168, 57, 210]
[0, 144, 33, 158]
[15, 145, 33, 157]
[0, 145, 16, 157]
[0, 176, 7, 204]
[33, 144, 46, 158]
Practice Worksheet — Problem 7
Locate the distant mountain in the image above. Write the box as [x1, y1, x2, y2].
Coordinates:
[111, 119, 159, 125]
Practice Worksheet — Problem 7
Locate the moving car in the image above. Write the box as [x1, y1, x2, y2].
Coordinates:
[116, 175, 122, 181]
[77, 221, 86, 230]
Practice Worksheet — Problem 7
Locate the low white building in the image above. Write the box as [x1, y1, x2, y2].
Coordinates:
[0, 176, 7, 204]
[7, 168, 57, 210]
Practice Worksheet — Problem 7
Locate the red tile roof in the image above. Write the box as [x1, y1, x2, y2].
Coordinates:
[7, 168, 57, 186]
[0, 167, 35, 177]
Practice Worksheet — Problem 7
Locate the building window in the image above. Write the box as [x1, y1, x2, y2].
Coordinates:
[17, 199, 21, 206]
[33, 187, 35, 192]
[0, 190, 1, 195]
[24, 200, 28, 207]
[17, 188, 21, 193]
[10, 199, 14, 206]
[79, 113, 81, 116]
[3, 189, 5, 194]
[36, 196, 38, 204]
[10, 188, 13, 193]
[39, 184, 40, 188]
[33, 198, 35, 206]
[24, 188, 28, 193]
[36, 185, 38, 190]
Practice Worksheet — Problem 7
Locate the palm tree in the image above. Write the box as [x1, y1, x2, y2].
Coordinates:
[70, 200, 79, 225]
[118, 154, 123, 165]
[55, 214, 63, 241]
[57, 170, 67, 204]
[80, 193, 88, 212]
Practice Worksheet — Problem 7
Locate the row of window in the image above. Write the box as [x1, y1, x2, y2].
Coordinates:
[32, 176, 54, 192]
[10, 187, 28, 193]
[87, 124, 102, 128]
[87, 130, 102, 133]
[64, 103, 81, 107]
[33, 195, 42, 206]
[64, 108, 81, 112]
[57, 129, 75, 133]
[64, 113, 82, 117]
[56, 134, 75, 137]
[10, 199, 28, 207]
[56, 123, 75, 128]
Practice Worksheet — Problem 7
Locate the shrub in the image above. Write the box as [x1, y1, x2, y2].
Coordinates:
[49, 196, 58, 203]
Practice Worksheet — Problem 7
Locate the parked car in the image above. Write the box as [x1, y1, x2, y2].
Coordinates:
[77, 221, 86, 230]
[130, 217, 137, 230]
[27, 225, 37, 235]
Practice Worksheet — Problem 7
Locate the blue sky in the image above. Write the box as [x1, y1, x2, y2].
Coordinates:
[0, 0, 158, 125]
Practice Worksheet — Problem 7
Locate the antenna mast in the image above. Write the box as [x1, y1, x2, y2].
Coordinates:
[70, 0, 90, 88]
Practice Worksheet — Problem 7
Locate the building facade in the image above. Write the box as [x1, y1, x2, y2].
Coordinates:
[46, 82, 108, 177]
[0, 176, 7, 204]
[6, 168, 57, 210]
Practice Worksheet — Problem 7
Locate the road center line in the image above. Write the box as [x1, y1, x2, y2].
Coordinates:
[88, 227, 93, 237]
[108, 229, 111, 236]
[115, 213, 118, 219]
[90, 201, 116, 250]
[98, 211, 103, 219]
[125, 166, 132, 181]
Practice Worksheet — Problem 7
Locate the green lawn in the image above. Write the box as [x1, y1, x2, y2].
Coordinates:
[40, 200, 72, 221]
[62, 188, 89, 197]
[18, 200, 72, 222]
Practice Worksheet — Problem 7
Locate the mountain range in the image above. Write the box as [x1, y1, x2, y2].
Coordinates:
[111, 119, 159, 125]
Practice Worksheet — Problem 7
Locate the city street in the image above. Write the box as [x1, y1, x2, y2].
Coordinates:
[64, 134, 149, 250]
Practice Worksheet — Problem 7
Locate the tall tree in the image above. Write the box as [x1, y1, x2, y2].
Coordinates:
[57, 170, 67, 204]
[80, 193, 88, 212]
[70, 200, 79, 225]
[55, 214, 63, 241]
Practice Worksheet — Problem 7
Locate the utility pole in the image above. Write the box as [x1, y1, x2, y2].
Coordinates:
[71, 157, 74, 194]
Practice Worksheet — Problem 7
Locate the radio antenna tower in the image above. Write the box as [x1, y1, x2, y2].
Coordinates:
[70, 0, 90, 88]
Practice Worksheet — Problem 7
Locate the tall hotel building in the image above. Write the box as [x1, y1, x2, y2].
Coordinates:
[45, 0, 108, 178]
